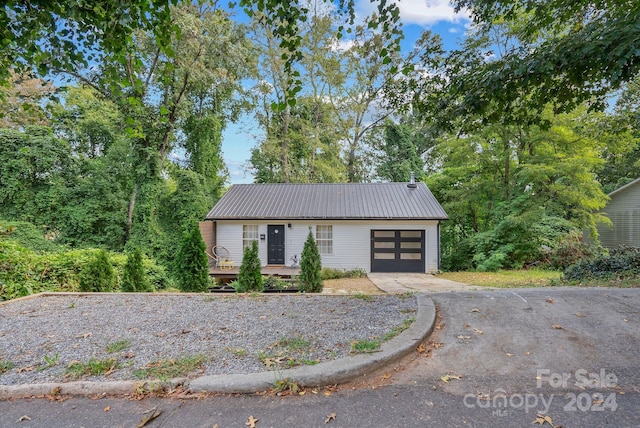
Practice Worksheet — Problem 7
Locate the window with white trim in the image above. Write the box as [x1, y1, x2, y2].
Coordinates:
[316, 225, 333, 255]
[243, 225, 259, 251]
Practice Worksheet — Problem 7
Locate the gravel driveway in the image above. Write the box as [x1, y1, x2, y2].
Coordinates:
[0, 293, 416, 385]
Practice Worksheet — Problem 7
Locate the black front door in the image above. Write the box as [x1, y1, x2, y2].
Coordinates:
[267, 225, 285, 264]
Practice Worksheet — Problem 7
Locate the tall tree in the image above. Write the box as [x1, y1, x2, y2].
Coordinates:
[446, 0, 640, 119]
[0, 69, 54, 128]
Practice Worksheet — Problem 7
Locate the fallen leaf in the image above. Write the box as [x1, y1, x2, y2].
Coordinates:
[324, 390, 332, 396]
[382, 373, 391, 379]
[325, 413, 337, 424]
[506, 353, 513, 357]
[311, 389, 318, 394]
[433, 342, 443, 349]
[441, 374, 462, 383]
[417, 344, 427, 353]
[463, 323, 470, 328]
[104, 406, 110, 412]
[75, 332, 92, 339]
[137, 407, 162, 428]
[457, 335, 471, 340]
[435, 323, 445, 330]
[575, 312, 584, 317]
[546, 298, 556, 304]
[624, 319, 628, 322]
[551, 324, 564, 330]
[470, 308, 480, 313]
[245, 415, 259, 428]
[532, 413, 554, 426]
[17, 415, 31, 422]
[473, 328, 483, 335]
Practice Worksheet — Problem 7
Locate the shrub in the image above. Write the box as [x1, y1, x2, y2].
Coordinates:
[121, 248, 152, 292]
[564, 246, 640, 281]
[0, 219, 64, 252]
[174, 225, 209, 293]
[79, 250, 115, 292]
[320, 268, 366, 280]
[540, 231, 602, 270]
[299, 229, 322, 293]
[236, 240, 263, 292]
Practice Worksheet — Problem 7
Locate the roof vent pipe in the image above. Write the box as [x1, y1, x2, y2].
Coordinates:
[407, 172, 417, 189]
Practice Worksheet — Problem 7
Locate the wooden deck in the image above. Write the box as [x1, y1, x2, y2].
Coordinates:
[209, 265, 301, 282]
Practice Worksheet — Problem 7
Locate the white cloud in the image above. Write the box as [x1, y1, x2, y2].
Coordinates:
[356, 0, 469, 26]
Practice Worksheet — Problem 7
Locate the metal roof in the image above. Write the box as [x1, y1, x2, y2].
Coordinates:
[205, 183, 448, 220]
[608, 177, 640, 197]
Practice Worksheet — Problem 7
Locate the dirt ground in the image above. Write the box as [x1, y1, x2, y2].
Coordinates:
[322, 277, 384, 295]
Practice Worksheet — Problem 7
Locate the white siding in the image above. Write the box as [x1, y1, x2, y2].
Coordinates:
[598, 181, 640, 248]
[215, 220, 441, 273]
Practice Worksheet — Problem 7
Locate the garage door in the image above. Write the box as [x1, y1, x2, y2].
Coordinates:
[371, 230, 425, 272]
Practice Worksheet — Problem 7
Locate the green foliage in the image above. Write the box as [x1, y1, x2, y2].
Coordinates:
[0, 360, 14, 374]
[174, 225, 209, 293]
[443, 0, 640, 122]
[564, 247, 640, 281]
[79, 250, 115, 292]
[320, 268, 366, 280]
[428, 108, 609, 271]
[376, 121, 425, 182]
[121, 248, 152, 293]
[236, 241, 263, 293]
[0, 219, 64, 253]
[66, 358, 118, 379]
[133, 354, 208, 380]
[299, 229, 322, 293]
[540, 231, 602, 270]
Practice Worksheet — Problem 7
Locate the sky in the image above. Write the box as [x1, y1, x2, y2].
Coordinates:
[223, 0, 471, 184]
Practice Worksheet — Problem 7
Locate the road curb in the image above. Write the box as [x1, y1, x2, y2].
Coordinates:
[0, 294, 436, 398]
[187, 294, 436, 394]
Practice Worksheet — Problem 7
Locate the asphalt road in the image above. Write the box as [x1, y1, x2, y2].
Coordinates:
[1, 287, 638, 428]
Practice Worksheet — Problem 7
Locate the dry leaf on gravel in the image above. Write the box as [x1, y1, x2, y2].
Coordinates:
[325, 413, 337, 424]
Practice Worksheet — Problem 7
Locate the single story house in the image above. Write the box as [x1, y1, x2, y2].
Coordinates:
[596, 177, 640, 249]
[200, 182, 448, 274]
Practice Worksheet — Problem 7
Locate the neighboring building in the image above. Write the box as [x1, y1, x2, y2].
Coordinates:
[200, 182, 448, 273]
[597, 177, 640, 248]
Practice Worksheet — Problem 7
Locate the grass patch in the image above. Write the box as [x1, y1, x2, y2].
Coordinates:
[227, 347, 247, 357]
[383, 317, 415, 341]
[0, 360, 14, 374]
[134, 354, 208, 380]
[66, 358, 117, 379]
[106, 339, 131, 353]
[350, 339, 381, 354]
[350, 292, 374, 302]
[275, 336, 312, 351]
[437, 269, 561, 288]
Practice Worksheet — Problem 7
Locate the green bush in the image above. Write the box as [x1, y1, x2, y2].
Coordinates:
[0, 240, 173, 300]
[174, 225, 209, 293]
[121, 248, 152, 292]
[79, 250, 115, 292]
[564, 246, 640, 281]
[0, 219, 65, 252]
[299, 229, 322, 293]
[320, 268, 366, 280]
[236, 240, 263, 292]
[540, 231, 602, 270]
